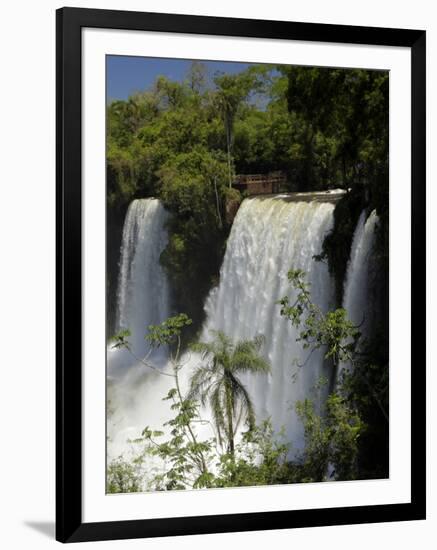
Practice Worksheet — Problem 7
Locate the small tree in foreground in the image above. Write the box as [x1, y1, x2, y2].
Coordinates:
[189, 331, 270, 455]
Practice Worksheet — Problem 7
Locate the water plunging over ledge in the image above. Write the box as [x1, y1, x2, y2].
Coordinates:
[106, 192, 376, 469]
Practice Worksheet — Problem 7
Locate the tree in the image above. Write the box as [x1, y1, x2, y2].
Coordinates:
[281, 66, 389, 192]
[157, 148, 230, 331]
[111, 314, 217, 490]
[186, 61, 208, 94]
[214, 71, 258, 187]
[189, 331, 270, 455]
[110, 319, 287, 490]
[281, 66, 339, 190]
[153, 75, 188, 109]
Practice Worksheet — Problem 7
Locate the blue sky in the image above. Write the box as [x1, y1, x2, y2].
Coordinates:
[106, 56, 253, 102]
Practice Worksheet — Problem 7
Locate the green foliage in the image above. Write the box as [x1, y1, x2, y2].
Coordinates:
[296, 392, 364, 482]
[107, 457, 143, 493]
[281, 66, 388, 192]
[340, 334, 389, 478]
[124, 314, 216, 490]
[107, 92, 162, 207]
[158, 148, 230, 329]
[109, 328, 131, 350]
[109, 316, 300, 491]
[146, 313, 192, 348]
[279, 267, 388, 480]
[213, 68, 265, 186]
[212, 420, 294, 487]
[107, 69, 231, 335]
[134, 414, 297, 491]
[135, 392, 216, 491]
[278, 269, 359, 366]
[282, 66, 389, 306]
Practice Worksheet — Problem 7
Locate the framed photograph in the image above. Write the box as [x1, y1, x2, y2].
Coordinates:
[56, 7, 426, 543]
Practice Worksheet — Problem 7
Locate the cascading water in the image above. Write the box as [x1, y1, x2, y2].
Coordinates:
[339, 210, 379, 375]
[196, 196, 337, 451]
[108, 198, 171, 375]
[107, 193, 341, 469]
[107, 198, 173, 461]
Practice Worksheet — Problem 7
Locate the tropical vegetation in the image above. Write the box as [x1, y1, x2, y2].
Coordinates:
[108, 264, 387, 492]
[107, 62, 389, 331]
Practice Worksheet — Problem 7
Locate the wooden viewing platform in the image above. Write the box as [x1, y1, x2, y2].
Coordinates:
[234, 171, 286, 195]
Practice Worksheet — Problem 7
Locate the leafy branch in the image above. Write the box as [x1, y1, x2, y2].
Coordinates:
[278, 269, 388, 422]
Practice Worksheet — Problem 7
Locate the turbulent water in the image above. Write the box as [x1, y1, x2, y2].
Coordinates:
[196, 197, 336, 450]
[108, 194, 380, 468]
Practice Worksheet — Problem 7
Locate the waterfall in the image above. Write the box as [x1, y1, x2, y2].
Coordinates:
[339, 210, 379, 375]
[107, 194, 339, 467]
[107, 198, 173, 462]
[196, 196, 336, 451]
[108, 198, 171, 376]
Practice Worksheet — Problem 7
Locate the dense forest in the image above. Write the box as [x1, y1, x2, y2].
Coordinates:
[107, 61, 389, 490]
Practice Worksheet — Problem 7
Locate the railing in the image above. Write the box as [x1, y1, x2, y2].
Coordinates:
[234, 171, 287, 186]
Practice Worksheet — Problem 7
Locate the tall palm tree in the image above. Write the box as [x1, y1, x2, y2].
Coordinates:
[189, 331, 270, 455]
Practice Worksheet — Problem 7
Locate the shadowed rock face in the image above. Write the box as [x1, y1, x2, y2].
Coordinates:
[225, 195, 241, 225]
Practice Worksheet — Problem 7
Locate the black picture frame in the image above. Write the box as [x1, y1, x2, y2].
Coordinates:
[56, 6, 426, 543]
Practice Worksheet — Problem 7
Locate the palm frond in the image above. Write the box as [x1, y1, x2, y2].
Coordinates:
[231, 376, 256, 432]
[231, 340, 270, 374]
[190, 340, 217, 359]
[188, 365, 217, 405]
[188, 331, 269, 452]
[210, 384, 226, 448]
